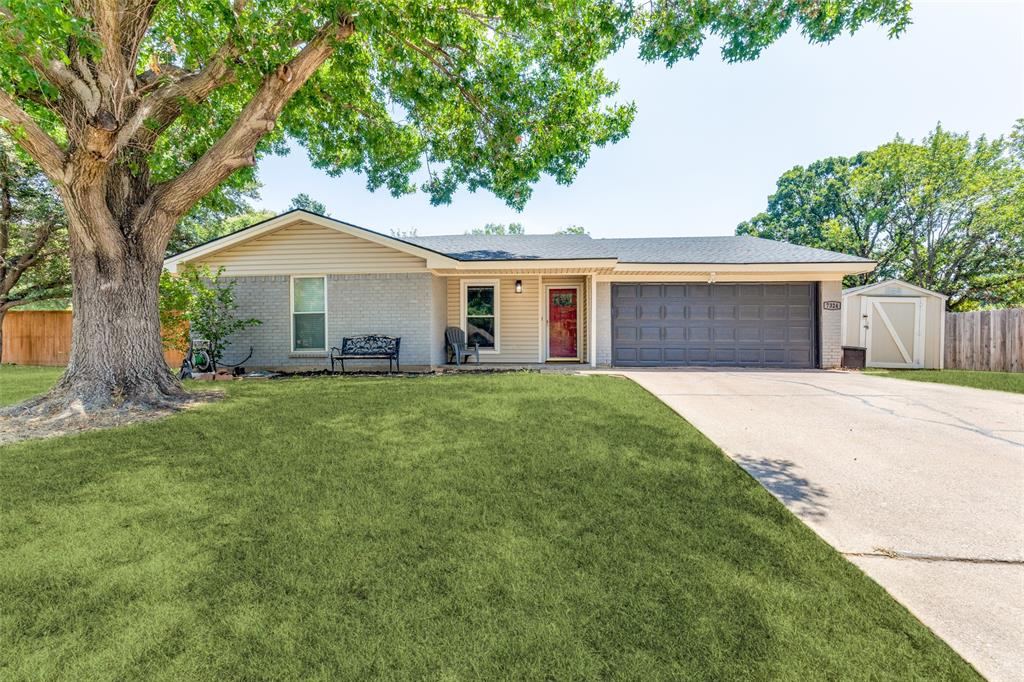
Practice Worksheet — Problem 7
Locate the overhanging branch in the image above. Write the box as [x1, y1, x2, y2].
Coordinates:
[0, 90, 67, 182]
[151, 18, 355, 227]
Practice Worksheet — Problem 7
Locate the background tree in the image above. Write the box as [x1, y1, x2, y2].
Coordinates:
[0, 134, 70, 361]
[738, 123, 1024, 309]
[556, 225, 587, 235]
[0, 0, 910, 415]
[288, 193, 328, 216]
[168, 206, 275, 255]
[167, 178, 266, 254]
[470, 222, 525, 236]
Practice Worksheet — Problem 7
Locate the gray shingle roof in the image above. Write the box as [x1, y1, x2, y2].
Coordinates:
[406, 233, 873, 264]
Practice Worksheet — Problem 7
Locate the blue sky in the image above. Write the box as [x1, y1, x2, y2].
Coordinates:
[254, 0, 1023, 238]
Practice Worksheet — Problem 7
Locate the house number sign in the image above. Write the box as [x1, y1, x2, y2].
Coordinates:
[822, 301, 841, 311]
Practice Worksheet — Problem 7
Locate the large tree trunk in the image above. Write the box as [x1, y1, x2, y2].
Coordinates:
[0, 308, 5, 364]
[5, 198, 186, 417]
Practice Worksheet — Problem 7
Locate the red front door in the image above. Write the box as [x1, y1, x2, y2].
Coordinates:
[548, 288, 578, 359]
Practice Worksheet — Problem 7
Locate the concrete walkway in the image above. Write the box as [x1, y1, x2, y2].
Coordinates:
[615, 369, 1024, 681]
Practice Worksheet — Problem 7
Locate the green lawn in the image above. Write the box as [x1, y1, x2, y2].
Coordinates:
[0, 364, 65, 406]
[864, 368, 1024, 394]
[1, 370, 976, 679]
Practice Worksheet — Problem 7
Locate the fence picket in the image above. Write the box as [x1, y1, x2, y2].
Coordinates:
[943, 309, 1024, 372]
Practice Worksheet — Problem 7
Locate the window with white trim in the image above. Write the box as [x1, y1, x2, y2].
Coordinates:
[464, 282, 498, 350]
[292, 276, 326, 351]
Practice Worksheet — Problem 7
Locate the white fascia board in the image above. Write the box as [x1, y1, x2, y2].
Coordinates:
[611, 261, 877, 275]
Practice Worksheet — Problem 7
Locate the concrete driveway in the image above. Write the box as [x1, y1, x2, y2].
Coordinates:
[617, 369, 1024, 681]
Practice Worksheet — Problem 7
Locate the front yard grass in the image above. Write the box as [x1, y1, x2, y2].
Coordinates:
[0, 364, 65, 406]
[0, 371, 976, 679]
[864, 368, 1024, 394]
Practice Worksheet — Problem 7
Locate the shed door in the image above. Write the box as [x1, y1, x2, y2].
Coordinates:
[611, 283, 817, 367]
[861, 297, 924, 368]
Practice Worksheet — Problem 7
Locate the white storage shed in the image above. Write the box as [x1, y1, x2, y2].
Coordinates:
[842, 279, 947, 369]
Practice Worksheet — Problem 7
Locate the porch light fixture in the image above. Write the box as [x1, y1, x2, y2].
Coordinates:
[515, 279, 523, 294]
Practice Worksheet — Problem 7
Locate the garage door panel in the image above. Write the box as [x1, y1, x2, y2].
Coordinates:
[689, 326, 711, 341]
[639, 326, 661, 341]
[637, 348, 663, 362]
[664, 303, 685, 320]
[738, 305, 761, 320]
[790, 304, 811, 320]
[639, 303, 662, 320]
[615, 305, 639, 322]
[663, 347, 686, 361]
[789, 326, 812, 342]
[690, 305, 713, 320]
[615, 326, 638, 341]
[714, 304, 737, 320]
[614, 347, 638, 362]
[640, 285, 663, 298]
[737, 327, 762, 342]
[687, 284, 711, 298]
[612, 282, 816, 368]
[738, 349, 763, 363]
[687, 347, 711, 362]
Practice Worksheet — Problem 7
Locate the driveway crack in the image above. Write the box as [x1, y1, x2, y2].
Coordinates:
[844, 549, 1024, 565]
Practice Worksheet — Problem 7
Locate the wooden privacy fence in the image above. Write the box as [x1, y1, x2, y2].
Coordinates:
[944, 308, 1024, 372]
[1, 310, 185, 367]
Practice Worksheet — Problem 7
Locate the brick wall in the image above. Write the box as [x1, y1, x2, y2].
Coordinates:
[819, 279, 843, 369]
[595, 281, 612, 366]
[221, 273, 440, 370]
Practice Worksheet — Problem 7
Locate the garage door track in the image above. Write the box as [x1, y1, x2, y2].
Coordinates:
[619, 369, 1024, 682]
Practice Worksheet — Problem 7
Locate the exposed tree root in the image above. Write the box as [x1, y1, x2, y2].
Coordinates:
[0, 381, 220, 446]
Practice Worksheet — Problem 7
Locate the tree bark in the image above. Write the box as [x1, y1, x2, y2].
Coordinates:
[5, 202, 186, 416]
[0, 308, 5, 364]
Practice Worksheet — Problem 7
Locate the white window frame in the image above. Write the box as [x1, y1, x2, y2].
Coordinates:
[290, 275, 328, 353]
[460, 279, 500, 354]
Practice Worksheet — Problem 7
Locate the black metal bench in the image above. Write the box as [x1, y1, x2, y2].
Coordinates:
[330, 335, 401, 373]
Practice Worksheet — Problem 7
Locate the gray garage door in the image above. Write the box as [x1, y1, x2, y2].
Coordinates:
[612, 283, 817, 367]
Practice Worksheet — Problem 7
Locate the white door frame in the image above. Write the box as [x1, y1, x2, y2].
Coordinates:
[543, 284, 582, 362]
[860, 296, 925, 368]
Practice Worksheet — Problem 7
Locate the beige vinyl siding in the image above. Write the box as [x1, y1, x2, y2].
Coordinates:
[447, 276, 541, 363]
[196, 221, 427, 275]
[445, 274, 591, 363]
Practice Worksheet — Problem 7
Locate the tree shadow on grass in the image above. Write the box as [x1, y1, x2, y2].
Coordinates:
[732, 454, 830, 520]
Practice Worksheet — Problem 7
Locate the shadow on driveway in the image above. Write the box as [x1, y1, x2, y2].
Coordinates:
[733, 454, 829, 520]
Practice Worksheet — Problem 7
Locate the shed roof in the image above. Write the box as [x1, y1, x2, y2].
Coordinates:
[842, 279, 948, 300]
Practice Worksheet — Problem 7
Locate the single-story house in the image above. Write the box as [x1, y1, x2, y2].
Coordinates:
[163, 210, 876, 371]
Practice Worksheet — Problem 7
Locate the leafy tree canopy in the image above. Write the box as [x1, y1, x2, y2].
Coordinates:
[737, 122, 1024, 310]
[0, 0, 911, 214]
